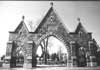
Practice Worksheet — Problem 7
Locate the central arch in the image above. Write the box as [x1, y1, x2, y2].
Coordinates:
[37, 32, 70, 53]
[32, 32, 70, 66]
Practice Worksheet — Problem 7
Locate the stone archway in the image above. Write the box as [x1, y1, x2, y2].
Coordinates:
[32, 32, 70, 67]
[37, 32, 70, 54]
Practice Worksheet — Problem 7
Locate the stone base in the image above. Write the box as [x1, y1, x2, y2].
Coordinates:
[67, 63, 72, 67]
[72, 64, 77, 67]
[67, 62, 77, 67]
[87, 56, 97, 67]
[23, 63, 32, 68]
[2, 63, 10, 68]
[87, 62, 97, 67]
[71, 56, 77, 67]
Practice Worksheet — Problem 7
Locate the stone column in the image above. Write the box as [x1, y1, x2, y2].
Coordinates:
[87, 41, 97, 67]
[32, 42, 37, 67]
[23, 41, 33, 68]
[68, 41, 77, 67]
[3, 41, 13, 68]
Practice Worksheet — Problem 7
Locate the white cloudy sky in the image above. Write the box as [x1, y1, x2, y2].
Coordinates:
[0, 1, 100, 57]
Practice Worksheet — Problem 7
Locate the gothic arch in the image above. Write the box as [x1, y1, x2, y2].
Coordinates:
[34, 32, 70, 57]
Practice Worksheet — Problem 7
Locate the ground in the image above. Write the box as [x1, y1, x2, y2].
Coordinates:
[0, 66, 100, 70]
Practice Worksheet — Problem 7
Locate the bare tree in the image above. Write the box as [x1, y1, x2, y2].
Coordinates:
[39, 37, 49, 64]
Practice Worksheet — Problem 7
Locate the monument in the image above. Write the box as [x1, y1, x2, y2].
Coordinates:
[3, 2, 100, 68]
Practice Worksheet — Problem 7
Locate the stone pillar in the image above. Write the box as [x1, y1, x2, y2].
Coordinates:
[32, 41, 37, 67]
[68, 41, 77, 67]
[87, 41, 97, 67]
[32, 55, 37, 67]
[23, 41, 33, 68]
[3, 41, 13, 68]
[67, 54, 72, 67]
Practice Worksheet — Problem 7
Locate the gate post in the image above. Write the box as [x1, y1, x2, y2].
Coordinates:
[3, 41, 13, 68]
[67, 53, 72, 67]
[87, 41, 97, 67]
[70, 41, 77, 67]
[32, 41, 37, 67]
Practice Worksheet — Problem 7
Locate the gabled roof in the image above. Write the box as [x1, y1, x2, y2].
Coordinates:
[35, 5, 69, 33]
[14, 20, 29, 33]
[10, 3, 70, 33]
[9, 17, 36, 33]
[75, 22, 87, 33]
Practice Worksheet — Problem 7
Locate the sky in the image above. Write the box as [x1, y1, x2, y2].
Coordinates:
[0, 1, 100, 57]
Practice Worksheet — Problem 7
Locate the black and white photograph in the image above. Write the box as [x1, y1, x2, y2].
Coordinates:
[0, 1, 100, 70]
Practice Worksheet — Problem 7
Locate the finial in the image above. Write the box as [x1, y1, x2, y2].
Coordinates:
[77, 17, 81, 23]
[50, 2, 53, 7]
[22, 15, 25, 21]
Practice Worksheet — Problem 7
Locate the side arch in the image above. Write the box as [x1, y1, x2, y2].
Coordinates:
[10, 41, 26, 67]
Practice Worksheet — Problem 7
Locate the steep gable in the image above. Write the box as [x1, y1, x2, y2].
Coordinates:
[75, 22, 87, 34]
[14, 17, 29, 33]
[35, 6, 69, 34]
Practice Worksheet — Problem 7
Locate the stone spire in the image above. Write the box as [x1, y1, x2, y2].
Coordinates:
[77, 17, 81, 23]
[22, 15, 25, 21]
[50, 2, 53, 7]
[75, 17, 87, 33]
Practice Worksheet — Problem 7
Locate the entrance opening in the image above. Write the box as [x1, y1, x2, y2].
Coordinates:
[36, 36, 68, 66]
[15, 49, 24, 67]
[11, 46, 24, 67]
